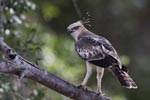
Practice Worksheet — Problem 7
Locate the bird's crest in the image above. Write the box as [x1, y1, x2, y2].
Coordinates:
[80, 12, 91, 27]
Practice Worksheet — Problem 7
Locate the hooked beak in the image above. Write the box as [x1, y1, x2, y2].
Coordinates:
[66, 28, 74, 34]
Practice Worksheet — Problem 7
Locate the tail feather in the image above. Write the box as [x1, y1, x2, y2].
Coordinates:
[110, 66, 138, 89]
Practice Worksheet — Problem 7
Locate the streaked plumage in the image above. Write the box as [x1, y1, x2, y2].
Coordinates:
[67, 20, 138, 94]
[75, 32, 120, 68]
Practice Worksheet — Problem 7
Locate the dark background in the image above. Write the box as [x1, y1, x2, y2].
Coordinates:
[0, 0, 150, 100]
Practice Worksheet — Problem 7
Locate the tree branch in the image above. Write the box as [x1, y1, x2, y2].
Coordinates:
[0, 38, 111, 100]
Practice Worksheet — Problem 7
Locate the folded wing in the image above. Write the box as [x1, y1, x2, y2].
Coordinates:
[75, 36, 121, 68]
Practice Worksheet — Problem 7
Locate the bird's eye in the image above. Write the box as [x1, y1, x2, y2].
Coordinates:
[73, 26, 80, 30]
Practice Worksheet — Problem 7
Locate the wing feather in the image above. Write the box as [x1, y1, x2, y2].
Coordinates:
[75, 36, 121, 66]
[75, 37, 104, 60]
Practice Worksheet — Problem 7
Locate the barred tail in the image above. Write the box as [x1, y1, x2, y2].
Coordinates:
[110, 66, 138, 89]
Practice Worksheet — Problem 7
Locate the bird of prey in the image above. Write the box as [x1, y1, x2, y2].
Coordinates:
[67, 20, 138, 94]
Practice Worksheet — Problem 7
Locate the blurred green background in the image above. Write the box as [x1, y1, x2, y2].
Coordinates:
[0, 0, 150, 100]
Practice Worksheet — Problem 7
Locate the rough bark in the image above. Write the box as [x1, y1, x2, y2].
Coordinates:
[0, 38, 111, 100]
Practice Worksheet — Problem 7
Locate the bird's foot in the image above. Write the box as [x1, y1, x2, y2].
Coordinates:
[77, 85, 88, 91]
[96, 90, 105, 96]
[96, 92, 105, 96]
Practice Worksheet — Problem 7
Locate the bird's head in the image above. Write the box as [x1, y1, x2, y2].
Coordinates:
[67, 20, 87, 40]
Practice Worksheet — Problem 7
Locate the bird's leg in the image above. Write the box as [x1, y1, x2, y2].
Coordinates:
[96, 67, 104, 95]
[79, 61, 93, 90]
